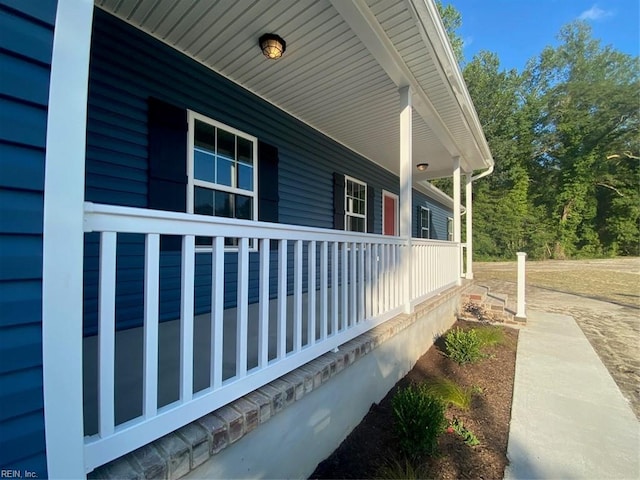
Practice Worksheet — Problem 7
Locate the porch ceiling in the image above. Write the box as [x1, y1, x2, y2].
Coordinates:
[95, 0, 493, 185]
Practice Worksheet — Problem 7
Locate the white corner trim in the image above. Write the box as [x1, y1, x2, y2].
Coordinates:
[42, 0, 94, 477]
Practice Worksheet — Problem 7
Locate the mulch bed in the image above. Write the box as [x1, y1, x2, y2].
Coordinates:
[311, 319, 518, 480]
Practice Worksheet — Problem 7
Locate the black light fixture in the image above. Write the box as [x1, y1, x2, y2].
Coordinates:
[259, 33, 286, 59]
[416, 163, 429, 171]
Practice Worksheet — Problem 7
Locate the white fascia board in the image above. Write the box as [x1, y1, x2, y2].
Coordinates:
[408, 0, 494, 170]
[329, 0, 462, 159]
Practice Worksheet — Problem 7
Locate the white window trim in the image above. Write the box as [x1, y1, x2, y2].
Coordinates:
[447, 216, 454, 241]
[382, 190, 399, 236]
[344, 174, 367, 232]
[187, 110, 259, 251]
[420, 206, 431, 239]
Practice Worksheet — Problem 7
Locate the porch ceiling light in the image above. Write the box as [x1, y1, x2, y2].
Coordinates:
[259, 33, 286, 59]
[416, 163, 429, 171]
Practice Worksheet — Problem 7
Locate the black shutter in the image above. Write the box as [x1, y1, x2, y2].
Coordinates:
[148, 97, 188, 250]
[148, 97, 188, 211]
[258, 141, 279, 223]
[333, 173, 345, 230]
[367, 186, 375, 233]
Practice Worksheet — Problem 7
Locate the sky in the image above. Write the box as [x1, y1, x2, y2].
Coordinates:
[450, 0, 640, 71]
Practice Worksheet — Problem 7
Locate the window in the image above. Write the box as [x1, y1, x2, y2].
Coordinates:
[420, 206, 431, 239]
[188, 111, 258, 245]
[344, 176, 367, 232]
[447, 217, 453, 241]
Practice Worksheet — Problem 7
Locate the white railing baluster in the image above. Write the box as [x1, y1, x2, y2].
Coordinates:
[413, 244, 418, 299]
[429, 245, 434, 292]
[374, 243, 381, 317]
[365, 243, 372, 319]
[308, 241, 317, 346]
[277, 239, 287, 358]
[331, 241, 339, 335]
[415, 245, 420, 298]
[358, 243, 365, 323]
[258, 238, 270, 368]
[143, 234, 160, 419]
[416, 245, 429, 297]
[320, 241, 328, 340]
[236, 237, 249, 378]
[180, 235, 195, 402]
[341, 242, 348, 330]
[211, 236, 224, 389]
[383, 244, 389, 313]
[293, 240, 303, 352]
[98, 231, 117, 437]
[390, 244, 397, 309]
[349, 242, 356, 326]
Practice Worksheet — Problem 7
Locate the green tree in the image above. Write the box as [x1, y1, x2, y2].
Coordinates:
[434, 6, 639, 259]
[462, 52, 533, 258]
[524, 22, 640, 258]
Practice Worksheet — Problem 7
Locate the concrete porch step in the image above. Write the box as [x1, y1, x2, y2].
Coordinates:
[458, 284, 524, 326]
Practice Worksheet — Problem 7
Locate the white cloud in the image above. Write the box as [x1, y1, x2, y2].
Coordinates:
[578, 4, 614, 21]
[463, 36, 474, 48]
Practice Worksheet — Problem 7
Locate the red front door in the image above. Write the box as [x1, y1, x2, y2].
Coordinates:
[383, 193, 397, 236]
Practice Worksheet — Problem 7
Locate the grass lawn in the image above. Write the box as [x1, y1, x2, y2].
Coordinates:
[473, 258, 640, 308]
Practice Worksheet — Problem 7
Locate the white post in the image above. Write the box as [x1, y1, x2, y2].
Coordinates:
[399, 86, 413, 312]
[42, 1, 94, 477]
[516, 252, 527, 319]
[465, 173, 473, 279]
[452, 157, 461, 285]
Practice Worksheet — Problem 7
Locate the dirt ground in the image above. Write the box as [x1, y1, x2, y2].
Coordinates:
[474, 257, 640, 419]
[311, 320, 518, 480]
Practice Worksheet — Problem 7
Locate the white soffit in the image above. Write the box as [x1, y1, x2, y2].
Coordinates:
[95, 0, 493, 181]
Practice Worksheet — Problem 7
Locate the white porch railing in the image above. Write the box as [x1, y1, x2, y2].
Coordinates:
[411, 238, 460, 306]
[82, 202, 459, 471]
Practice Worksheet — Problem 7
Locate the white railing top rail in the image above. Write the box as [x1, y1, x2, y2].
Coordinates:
[84, 202, 407, 244]
[411, 237, 460, 246]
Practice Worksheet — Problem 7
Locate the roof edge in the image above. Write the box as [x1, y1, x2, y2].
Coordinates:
[408, 0, 494, 170]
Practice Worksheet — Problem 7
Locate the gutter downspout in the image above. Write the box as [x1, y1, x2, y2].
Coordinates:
[465, 163, 494, 279]
[471, 163, 494, 182]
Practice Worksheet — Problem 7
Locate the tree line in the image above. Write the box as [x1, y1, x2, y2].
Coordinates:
[436, 3, 639, 259]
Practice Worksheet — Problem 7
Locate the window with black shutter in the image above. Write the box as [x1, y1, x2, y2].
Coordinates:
[147, 98, 279, 249]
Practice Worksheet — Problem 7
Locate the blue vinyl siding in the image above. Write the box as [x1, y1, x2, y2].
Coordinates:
[413, 189, 451, 241]
[0, 1, 55, 477]
[83, 10, 452, 335]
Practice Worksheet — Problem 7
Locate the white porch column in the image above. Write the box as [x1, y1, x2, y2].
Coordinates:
[452, 157, 462, 285]
[465, 172, 473, 279]
[42, 0, 94, 478]
[399, 86, 413, 313]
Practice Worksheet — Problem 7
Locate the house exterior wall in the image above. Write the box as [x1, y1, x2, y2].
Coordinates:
[82, 9, 454, 335]
[413, 189, 451, 240]
[0, 1, 58, 476]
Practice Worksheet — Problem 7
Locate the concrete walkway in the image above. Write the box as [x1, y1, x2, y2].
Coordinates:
[505, 310, 640, 479]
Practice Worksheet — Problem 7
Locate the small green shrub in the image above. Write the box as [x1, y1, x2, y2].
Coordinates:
[376, 456, 428, 479]
[444, 327, 484, 365]
[392, 384, 447, 459]
[474, 326, 505, 348]
[448, 417, 480, 446]
[423, 377, 475, 410]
